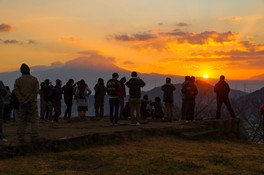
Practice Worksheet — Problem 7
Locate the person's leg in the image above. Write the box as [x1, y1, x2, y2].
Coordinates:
[119, 98, 124, 119]
[95, 103, 99, 118]
[114, 98, 120, 124]
[224, 98, 236, 118]
[135, 99, 141, 123]
[181, 99, 187, 120]
[129, 99, 136, 124]
[109, 98, 114, 124]
[216, 99, 223, 119]
[100, 104, 104, 118]
[17, 110, 27, 143]
[30, 105, 39, 142]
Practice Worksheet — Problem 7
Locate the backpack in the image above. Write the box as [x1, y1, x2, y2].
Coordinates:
[78, 89, 86, 99]
[106, 79, 118, 96]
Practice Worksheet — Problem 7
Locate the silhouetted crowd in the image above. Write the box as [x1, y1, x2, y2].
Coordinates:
[0, 63, 237, 144]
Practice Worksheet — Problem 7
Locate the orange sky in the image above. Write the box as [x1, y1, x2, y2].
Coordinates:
[1, 0, 264, 79]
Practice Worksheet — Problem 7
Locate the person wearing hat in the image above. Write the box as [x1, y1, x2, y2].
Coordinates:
[14, 63, 40, 144]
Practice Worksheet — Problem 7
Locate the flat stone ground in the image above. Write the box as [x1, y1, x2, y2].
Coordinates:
[3, 117, 190, 144]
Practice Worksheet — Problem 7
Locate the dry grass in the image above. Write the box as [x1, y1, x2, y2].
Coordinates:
[0, 136, 263, 175]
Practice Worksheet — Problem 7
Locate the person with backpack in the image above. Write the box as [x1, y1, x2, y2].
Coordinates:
[75, 80, 91, 118]
[106, 73, 120, 125]
[0, 80, 7, 142]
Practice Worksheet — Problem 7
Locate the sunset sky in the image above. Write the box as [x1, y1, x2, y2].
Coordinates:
[1, 0, 264, 79]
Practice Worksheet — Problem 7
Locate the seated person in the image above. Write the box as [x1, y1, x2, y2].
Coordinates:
[140, 95, 151, 119]
[150, 97, 164, 119]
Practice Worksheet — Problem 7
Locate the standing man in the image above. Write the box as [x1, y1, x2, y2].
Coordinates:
[62, 79, 75, 120]
[214, 75, 236, 119]
[14, 63, 39, 143]
[94, 78, 106, 120]
[126, 71, 145, 125]
[106, 73, 120, 125]
[161, 77, 176, 121]
[50, 79, 62, 123]
[0, 81, 7, 142]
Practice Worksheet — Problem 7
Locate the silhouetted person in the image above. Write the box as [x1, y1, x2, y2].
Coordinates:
[162, 77, 176, 121]
[181, 76, 190, 120]
[14, 63, 39, 143]
[3, 86, 11, 123]
[119, 77, 126, 119]
[50, 79, 62, 123]
[0, 80, 7, 142]
[62, 79, 75, 120]
[140, 95, 151, 120]
[39, 82, 45, 122]
[11, 89, 19, 122]
[214, 75, 236, 119]
[150, 97, 164, 119]
[182, 76, 198, 121]
[126, 71, 145, 125]
[75, 80, 92, 118]
[106, 73, 120, 125]
[41, 79, 53, 122]
[94, 78, 106, 119]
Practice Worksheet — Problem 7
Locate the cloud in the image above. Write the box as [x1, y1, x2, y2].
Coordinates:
[1, 39, 38, 45]
[2, 39, 22, 45]
[113, 29, 237, 45]
[60, 36, 80, 42]
[0, 24, 12, 32]
[176, 22, 190, 27]
[113, 33, 157, 41]
[123, 60, 134, 65]
[163, 30, 238, 44]
[28, 40, 38, 44]
[224, 16, 241, 21]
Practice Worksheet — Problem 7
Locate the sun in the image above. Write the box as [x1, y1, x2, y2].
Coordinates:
[203, 74, 209, 79]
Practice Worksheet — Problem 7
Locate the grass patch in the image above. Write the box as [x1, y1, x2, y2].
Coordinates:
[0, 136, 264, 175]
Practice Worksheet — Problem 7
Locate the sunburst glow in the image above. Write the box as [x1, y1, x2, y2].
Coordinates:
[203, 74, 209, 79]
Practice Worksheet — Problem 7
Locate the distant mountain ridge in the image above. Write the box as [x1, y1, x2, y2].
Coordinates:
[0, 56, 185, 91]
[0, 54, 263, 93]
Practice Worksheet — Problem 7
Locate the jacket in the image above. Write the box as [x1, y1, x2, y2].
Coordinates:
[214, 81, 230, 99]
[125, 77, 145, 98]
[162, 83, 176, 103]
[14, 74, 39, 104]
